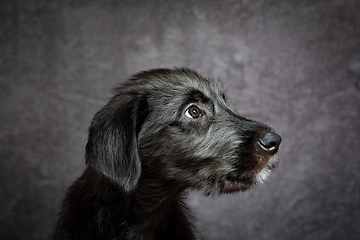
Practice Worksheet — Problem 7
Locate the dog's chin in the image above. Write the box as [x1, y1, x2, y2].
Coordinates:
[200, 175, 255, 196]
[220, 177, 254, 194]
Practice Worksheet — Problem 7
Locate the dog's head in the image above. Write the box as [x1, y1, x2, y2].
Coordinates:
[85, 68, 281, 194]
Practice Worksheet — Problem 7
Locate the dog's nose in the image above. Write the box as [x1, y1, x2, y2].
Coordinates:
[258, 132, 282, 154]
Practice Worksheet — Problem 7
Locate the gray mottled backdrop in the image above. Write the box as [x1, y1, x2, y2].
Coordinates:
[1, 0, 359, 239]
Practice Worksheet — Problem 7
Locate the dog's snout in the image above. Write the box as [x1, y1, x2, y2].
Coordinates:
[258, 132, 282, 154]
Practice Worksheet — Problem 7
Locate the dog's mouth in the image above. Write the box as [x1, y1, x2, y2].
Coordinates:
[212, 155, 279, 194]
[194, 148, 280, 195]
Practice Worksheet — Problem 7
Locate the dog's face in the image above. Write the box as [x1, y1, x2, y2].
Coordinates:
[86, 68, 281, 194]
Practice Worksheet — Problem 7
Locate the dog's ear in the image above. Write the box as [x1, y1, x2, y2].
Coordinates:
[85, 93, 149, 191]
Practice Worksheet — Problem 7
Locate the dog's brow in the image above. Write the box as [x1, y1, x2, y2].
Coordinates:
[186, 89, 213, 106]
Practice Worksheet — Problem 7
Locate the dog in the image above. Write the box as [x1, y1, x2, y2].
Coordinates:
[53, 68, 281, 240]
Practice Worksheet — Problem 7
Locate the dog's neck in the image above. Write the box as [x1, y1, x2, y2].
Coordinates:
[133, 172, 185, 212]
[128, 171, 187, 235]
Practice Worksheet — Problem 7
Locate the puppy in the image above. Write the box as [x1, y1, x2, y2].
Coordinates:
[53, 68, 281, 240]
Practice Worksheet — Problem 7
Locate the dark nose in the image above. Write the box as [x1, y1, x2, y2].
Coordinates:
[258, 132, 282, 154]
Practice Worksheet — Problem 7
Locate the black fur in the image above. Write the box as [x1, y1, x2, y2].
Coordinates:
[53, 68, 281, 240]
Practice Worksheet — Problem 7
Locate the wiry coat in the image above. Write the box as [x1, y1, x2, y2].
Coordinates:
[53, 68, 281, 240]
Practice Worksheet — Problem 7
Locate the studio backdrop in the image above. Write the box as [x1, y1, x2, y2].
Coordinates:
[0, 0, 359, 239]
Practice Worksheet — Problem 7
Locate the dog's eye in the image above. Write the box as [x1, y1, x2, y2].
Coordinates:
[185, 106, 202, 119]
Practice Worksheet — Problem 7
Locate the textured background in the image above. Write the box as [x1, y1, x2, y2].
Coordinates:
[1, 0, 359, 239]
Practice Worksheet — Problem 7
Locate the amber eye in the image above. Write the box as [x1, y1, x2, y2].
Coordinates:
[185, 106, 202, 119]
